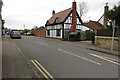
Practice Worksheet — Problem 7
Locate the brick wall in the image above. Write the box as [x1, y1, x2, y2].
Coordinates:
[34, 28, 46, 38]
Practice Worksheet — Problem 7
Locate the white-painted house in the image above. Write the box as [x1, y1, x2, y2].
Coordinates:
[45, 1, 88, 40]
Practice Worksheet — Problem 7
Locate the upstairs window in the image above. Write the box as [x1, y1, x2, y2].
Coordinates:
[46, 21, 50, 25]
[55, 18, 60, 23]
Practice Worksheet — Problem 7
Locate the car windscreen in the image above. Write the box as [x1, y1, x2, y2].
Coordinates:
[12, 31, 20, 34]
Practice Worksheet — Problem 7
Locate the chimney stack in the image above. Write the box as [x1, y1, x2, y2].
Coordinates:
[70, 1, 77, 32]
[52, 10, 55, 16]
[103, 3, 109, 27]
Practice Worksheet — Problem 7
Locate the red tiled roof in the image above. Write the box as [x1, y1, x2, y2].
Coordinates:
[84, 20, 104, 30]
[48, 8, 72, 24]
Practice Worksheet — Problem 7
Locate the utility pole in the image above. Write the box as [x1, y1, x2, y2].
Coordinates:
[23, 25, 25, 35]
[111, 20, 115, 51]
[23, 25, 25, 30]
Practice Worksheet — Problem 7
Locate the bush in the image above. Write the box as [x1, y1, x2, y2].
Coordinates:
[27, 34, 34, 36]
[79, 31, 86, 40]
[85, 30, 95, 40]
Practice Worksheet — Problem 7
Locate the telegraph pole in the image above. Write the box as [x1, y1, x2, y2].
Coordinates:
[23, 25, 25, 30]
[23, 25, 25, 35]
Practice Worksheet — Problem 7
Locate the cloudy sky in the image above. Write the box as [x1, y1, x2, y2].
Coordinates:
[2, 0, 119, 30]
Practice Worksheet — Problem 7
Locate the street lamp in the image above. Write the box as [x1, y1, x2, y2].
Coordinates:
[111, 20, 115, 51]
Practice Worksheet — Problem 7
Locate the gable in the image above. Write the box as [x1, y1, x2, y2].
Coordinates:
[64, 11, 83, 24]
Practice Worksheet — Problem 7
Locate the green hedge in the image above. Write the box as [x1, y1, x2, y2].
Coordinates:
[79, 30, 95, 41]
[85, 30, 95, 40]
[63, 30, 95, 41]
[79, 31, 86, 40]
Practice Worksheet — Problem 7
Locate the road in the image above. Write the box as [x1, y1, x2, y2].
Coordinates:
[2, 35, 119, 79]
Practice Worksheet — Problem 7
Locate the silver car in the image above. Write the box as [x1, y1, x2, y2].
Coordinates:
[10, 30, 21, 39]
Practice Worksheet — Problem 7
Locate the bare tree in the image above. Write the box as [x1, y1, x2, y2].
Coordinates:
[78, 2, 88, 18]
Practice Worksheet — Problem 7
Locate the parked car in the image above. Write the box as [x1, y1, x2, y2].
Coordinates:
[10, 30, 21, 39]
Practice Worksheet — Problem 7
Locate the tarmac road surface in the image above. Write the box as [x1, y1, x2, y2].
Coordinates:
[2, 35, 119, 79]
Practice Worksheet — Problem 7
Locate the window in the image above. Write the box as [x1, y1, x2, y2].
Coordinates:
[55, 18, 60, 23]
[56, 29, 60, 36]
[47, 30, 50, 36]
[46, 20, 50, 25]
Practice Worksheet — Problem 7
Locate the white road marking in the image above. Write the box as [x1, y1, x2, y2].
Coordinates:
[17, 48, 26, 58]
[57, 49, 101, 65]
[103, 57, 119, 62]
[90, 54, 120, 65]
[18, 48, 21, 53]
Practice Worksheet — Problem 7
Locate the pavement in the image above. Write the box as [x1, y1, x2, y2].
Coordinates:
[74, 41, 119, 57]
[2, 36, 32, 78]
[42, 37, 119, 57]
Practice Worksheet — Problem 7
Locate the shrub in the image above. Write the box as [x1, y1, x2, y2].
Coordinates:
[85, 30, 95, 40]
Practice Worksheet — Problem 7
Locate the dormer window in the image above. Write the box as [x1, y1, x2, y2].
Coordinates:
[46, 20, 50, 25]
[55, 18, 60, 23]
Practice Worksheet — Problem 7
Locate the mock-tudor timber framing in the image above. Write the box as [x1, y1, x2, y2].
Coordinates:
[45, 1, 83, 39]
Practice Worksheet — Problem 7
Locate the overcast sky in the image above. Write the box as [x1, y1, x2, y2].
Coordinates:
[2, 0, 119, 30]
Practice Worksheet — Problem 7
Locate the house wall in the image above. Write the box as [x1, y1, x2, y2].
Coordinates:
[46, 24, 63, 39]
[64, 14, 89, 31]
[95, 36, 120, 51]
[64, 24, 86, 30]
[46, 29, 62, 38]
[64, 13, 81, 24]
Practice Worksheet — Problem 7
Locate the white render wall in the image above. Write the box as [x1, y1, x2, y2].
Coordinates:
[64, 24, 89, 30]
[64, 12, 90, 31]
[46, 24, 63, 39]
[46, 29, 62, 39]
[46, 24, 62, 30]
